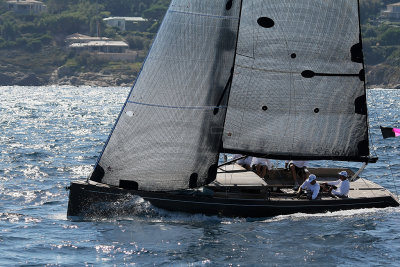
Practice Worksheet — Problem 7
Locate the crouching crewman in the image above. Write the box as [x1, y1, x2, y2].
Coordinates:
[296, 174, 320, 200]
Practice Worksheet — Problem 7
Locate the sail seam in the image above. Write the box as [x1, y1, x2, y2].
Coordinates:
[236, 53, 255, 59]
[169, 9, 239, 20]
[127, 100, 227, 110]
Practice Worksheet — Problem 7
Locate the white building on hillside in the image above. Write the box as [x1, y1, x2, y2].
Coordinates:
[103, 17, 149, 31]
[65, 33, 110, 45]
[65, 33, 136, 62]
[69, 41, 129, 53]
[383, 2, 400, 21]
[6, 0, 47, 14]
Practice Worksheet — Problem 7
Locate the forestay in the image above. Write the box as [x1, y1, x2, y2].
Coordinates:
[223, 0, 370, 161]
[90, 0, 241, 191]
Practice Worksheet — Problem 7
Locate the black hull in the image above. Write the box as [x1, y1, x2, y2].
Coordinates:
[67, 181, 400, 218]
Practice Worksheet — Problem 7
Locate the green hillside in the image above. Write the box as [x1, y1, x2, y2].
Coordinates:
[0, 0, 400, 87]
[0, 0, 170, 85]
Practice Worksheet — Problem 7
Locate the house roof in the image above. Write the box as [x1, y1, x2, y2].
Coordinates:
[66, 33, 110, 42]
[7, 0, 45, 5]
[103, 17, 147, 22]
[388, 2, 400, 7]
[69, 41, 129, 48]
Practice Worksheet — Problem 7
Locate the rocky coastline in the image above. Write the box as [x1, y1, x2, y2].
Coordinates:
[0, 64, 399, 89]
[365, 64, 400, 89]
[0, 66, 135, 87]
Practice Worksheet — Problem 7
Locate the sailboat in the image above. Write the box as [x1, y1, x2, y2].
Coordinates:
[67, 0, 399, 218]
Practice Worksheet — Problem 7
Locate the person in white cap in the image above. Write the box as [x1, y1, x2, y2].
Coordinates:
[322, 171, 350, 198]
[296, 174, 320, 200]
[251, 157, 273, 178]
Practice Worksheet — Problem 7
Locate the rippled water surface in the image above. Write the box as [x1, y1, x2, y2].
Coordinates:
[1, 86, 400, 266]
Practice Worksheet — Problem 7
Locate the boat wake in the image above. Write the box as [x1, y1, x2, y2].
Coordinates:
[260, 206, 400, 223]
[68, 195, 243, 224]
[69, 194, 157, 221]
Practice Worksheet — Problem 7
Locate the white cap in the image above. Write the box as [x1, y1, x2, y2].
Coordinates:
[307, 174, 316, 182]
[338, 171, 348, 177]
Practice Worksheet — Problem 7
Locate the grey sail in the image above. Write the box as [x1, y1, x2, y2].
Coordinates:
[223, 0, 369, 161]
[90, 0, 242, 191]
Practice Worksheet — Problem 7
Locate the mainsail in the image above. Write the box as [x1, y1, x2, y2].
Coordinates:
[90, 0, 242, 191]
[223, 0, 370, 161]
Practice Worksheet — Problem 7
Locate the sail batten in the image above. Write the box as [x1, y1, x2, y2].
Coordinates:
[223, 0, 369, 162]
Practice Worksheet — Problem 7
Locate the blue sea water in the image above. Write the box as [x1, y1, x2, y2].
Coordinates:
[0, 86, 399, 266]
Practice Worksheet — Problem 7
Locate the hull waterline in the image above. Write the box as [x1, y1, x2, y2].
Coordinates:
[67, 180, 399, 218]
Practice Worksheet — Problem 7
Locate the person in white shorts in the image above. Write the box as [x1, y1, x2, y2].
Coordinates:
[251, 157, 273, 178]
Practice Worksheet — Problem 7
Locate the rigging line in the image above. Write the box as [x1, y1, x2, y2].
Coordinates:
[383, 145, 399, 198]
[357, 0, 372, 157]
[359, 177, 377, 198]
[217, 0, 244, 146]
[387, 157, 399, 198]
[127, 101, 227, 110]
[214, 68, 234, 115]
[366, 98, 378, 159]
[221, 153, 233, 198]
[218, 155, 247, 168]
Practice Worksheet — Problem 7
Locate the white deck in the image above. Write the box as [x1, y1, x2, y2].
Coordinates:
[214, 164, 267, 186]
[212, 164, 396, 199]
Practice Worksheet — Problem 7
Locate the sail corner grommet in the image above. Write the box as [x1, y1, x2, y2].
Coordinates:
[262, 106, 268, 111]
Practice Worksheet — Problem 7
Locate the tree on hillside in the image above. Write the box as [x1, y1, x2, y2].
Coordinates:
[359, 0, 400, 23]
[46, 0, 80, 14]
[0, 0, 7, 13]
[2, 21, 18, 41]
[143, 4, 167, 21]
[360, 0, 385, 23]
[380, 28, 400, 46]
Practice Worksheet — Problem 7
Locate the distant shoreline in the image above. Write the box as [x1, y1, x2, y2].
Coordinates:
[0, 67, 398, 89]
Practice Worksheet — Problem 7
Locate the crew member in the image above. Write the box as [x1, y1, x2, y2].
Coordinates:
[322, 171, 350, 198]
[297, 174, 320, 200]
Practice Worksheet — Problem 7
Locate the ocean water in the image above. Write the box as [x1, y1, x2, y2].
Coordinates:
[0, 86, 399, 266]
